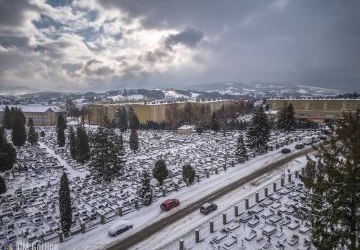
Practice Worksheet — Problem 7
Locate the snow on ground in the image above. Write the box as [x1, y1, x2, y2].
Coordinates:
[38, 141, 88, 179]
[108, 95, 145, 101]
[132, 155, 310, 250]
[163, 91, 189, 100]
[60, 143, 312, 250]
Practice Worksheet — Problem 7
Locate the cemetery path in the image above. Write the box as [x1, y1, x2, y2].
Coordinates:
[106, 146, 314, 250]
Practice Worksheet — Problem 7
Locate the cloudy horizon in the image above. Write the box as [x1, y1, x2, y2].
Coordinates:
[0, 0, 359, 91]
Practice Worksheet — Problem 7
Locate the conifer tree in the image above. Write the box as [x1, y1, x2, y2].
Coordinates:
[75, 126, 90, 163]
[211, 112, 220, 132]
[246, 106, 270, 153]
[57, 114, 67, 147]
[129, 129, 139, 153]
[11, 109, 26, 147]
[152, 159, 168, 186]
[138, 171, 153, 206]
[277, 103, 295, 132]
[182, 164, 196, 184]
[59, 173, 72, 235]
[114, 107, 128, 132]
[235, 134, 247, 163]
[2, 106, 11, 129]
[27, 118, 38, 145]
[285, 103, 295, 131]
[128, 106, 140, 130]
[68, 127, 76, 159]
[0, 176, 6, 194]
[89, 127, 125, 183]
[0, 127, 16, 172]
[300, 110, 360, 250]
[277, 107, 286, 130]
[114, 132, 125, 156]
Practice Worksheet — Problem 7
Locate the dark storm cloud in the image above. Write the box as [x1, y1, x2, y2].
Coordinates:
[0, 35, 29, 49]
[97, 0, 360, 91]
[0, 0, 34, 27]
[83, 59, 114, 76]
[165, 28, 203, 49]
[99, 0, 262, 30]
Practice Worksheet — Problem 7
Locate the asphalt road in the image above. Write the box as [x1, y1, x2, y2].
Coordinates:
[106, 147, 314, 250]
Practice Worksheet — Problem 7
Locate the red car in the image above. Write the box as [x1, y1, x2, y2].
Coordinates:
[160, 199, 180, 211]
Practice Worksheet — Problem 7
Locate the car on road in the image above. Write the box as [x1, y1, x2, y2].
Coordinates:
[160, 199, 180, 211]
[200, 203, 217, 215]
[295, 144, 304, 149]
[281, 148, 291, 154]
[109, 220, 133, 237]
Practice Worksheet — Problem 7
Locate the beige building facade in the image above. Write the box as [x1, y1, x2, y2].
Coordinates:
[267, 98, 360, 122]
[0, 106, 66, 126]
[86, 99, 247, 125]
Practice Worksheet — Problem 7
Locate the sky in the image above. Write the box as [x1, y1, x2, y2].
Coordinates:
[0, 0, 359, 91]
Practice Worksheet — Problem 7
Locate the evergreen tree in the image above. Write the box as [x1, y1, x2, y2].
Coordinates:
[59, 173, 72, 235]
[182, 164, 196, 185]
[211, 112, 220, 132]
[235, 134, 247, 163]
[0, 176, 6, 194]
[300, 110, 360, 250]
[75, 126, 90, 163]
[114, 133, 125, 156]
[277, 103, 295, 132]
[89, 127, 125, 183]
[2, 106, 11, 129]
[68, 127, 76, 159]
[11, 109, 26, 147]
[246, 106, 270, 153]
[114, 107, 128, 132]
[277, 107, 287, 130]
[138, 171, 153, 206]
[129, 129, 139, 153]
[285, 103, 295, 131]
[0, 127, 16, 172]
[57, 114, 67, 147]
[128, 106, 140, 130]
[152, 159, 168, 186]
[27, 118, 38, 145]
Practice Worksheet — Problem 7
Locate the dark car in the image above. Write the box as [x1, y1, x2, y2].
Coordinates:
[200, 203, 217, 215]
[295, 144, 304, 149]
[160, 199, 180, 211]
[281, 148, 291, 154]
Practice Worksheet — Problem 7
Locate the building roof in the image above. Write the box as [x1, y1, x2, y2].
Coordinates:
[0, 105, 65, 113]
[268, 97, 360, 101]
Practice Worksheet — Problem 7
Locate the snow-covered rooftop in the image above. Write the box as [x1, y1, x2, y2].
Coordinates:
[0, 105, 65, 113]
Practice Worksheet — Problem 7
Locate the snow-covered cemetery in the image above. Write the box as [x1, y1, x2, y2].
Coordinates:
[0, 97, 359, 250]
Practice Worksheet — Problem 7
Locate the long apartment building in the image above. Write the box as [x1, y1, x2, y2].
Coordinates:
[86, 99, 248, 125]
[267, 97, 360, 122]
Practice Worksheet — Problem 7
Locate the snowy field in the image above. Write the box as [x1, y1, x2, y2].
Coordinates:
[0, 128, 320, 249]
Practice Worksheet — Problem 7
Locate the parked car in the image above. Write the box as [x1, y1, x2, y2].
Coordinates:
[281, 148, 291, 154]
[295, 144, 304, 149]
[200, 203, 217, 215]
[302, 136, 313, 145]
[108, 220, 133, 237]
[160, 199, 180, 211]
